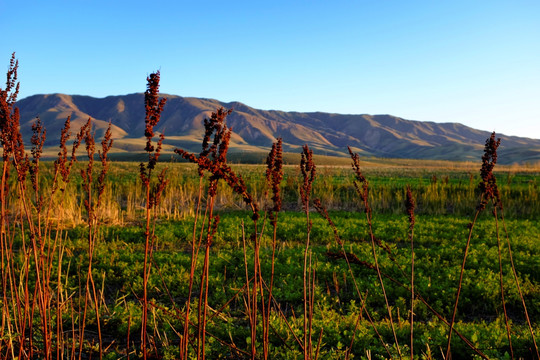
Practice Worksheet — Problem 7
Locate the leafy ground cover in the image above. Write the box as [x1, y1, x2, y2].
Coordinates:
[46, 209, 538, 359]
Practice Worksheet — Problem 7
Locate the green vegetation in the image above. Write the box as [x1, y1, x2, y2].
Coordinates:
[1, 53, 539, 359]
[2, 160, 538, 358]
[6, 209, 539, 359]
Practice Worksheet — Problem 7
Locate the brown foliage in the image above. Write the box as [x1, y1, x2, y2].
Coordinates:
[405, 185, 415, 229]
[175, 107, 259, 220]
[300, 145, 316, 211]
[477, 131, 501, 211]
[348, 146, 370, 215]
[266, 138, 283, 224]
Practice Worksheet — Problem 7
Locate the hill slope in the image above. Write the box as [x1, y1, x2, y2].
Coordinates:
[15, 93, 540, 164]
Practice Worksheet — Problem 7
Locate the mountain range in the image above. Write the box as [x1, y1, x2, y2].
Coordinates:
[14, 93, 540, 164]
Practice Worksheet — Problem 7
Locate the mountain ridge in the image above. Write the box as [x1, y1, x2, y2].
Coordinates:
[15, 93, 540, 164]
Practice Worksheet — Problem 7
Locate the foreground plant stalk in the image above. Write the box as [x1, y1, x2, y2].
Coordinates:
[139, 71, 168, 359]
[263, 138, 283, 360]
[405, 185, 416, 360]
[348, 147, 402, 360]
[446, 132, 510, 360]
[300, 145, 316, 360]
[175, 107, 259, 359]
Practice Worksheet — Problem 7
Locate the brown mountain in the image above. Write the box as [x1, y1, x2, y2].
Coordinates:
[15, 93, 540, 164]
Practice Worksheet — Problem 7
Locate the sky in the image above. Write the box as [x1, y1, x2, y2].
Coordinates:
[2, 0, 540, 139]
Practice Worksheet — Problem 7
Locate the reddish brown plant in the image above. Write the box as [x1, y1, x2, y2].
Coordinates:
[265, 138, 283, 222]
[175, 107, 259, 219]
[477, 131, 501, 211]
[406, 185, 415, 229]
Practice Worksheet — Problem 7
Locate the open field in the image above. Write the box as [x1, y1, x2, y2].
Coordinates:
[1, 158, 539, 359]
[2, 58, 539, 360]
[77, 212, 540, 359]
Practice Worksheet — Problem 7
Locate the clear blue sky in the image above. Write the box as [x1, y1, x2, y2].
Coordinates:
[2, 0, 540, 139]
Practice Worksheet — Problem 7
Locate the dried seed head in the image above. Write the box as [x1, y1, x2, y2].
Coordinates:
[477, 132, 501, 211]
[54, 116, 81, 192]
[206, 215, 221, 246]
[30, 117, 46, 163]
[348, 147, 371, 214]
[11, 108, 29, 182]
[144, 71, 167, 142]
[142, 71, 167, 168]
[200, 107, 233, 163]
[150, 168, 169, 208]
[174, 107, 259, 220]
[30, 117, 46, 197]
[266, 138, 284, 223]
[96, 123, 113, 209]
[0, 53, 19, 118]
[140, 71, 169, 210]
[0, 54, 22, 167]
[80, 118, 95, 218]
[139, 163, 149, 187]
[348, 146, 366, 183]
[405, 185, 415, 228]
[300, 144, 316, 211]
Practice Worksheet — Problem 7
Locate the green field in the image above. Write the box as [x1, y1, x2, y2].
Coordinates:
[2, 62, 539, 359]
[1, 158, 539, 359]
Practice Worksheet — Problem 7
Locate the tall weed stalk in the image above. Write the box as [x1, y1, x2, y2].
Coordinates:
[445, 132, 539, 359]
[313, 198, 393, 359]
[0, 53, 58, 359]
[348, 147, 402, 360]
[500, 208, 540, 358]
[78, 118, 113, 359]
[139, 71, 168, 359]
[300, 145, 316, 360]
[1, 53, 88, 359]
[175, 107, 259, 359]
[263, 138, 283, 360]
[405, 185, 416, 360]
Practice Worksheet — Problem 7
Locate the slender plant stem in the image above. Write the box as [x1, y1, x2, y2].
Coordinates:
[493, 206, 514, 358]
[500, 210, 540, 359]
[303, 210, 311, 360]
[366, 217, 400, 360]
[410, 225, 415, 360]
[181, 176, 204, 359]
[142, 184, 151, 360]
[446, 210, 481, 360]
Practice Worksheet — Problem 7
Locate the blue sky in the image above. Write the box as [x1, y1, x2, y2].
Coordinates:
[2, 0, 540, 139]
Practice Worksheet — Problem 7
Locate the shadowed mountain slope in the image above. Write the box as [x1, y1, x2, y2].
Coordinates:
[15, 93, 540, 164]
